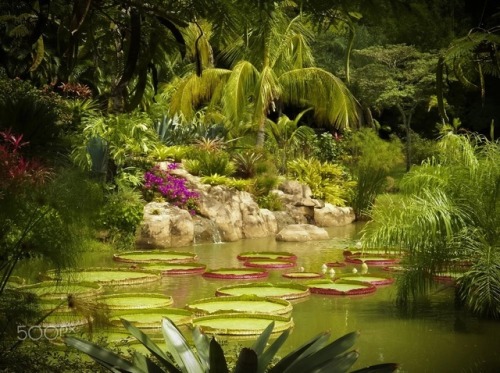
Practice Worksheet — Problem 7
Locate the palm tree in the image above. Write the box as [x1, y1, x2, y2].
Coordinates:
[168, 3, 360, 147]
[361, 133, 500, 318]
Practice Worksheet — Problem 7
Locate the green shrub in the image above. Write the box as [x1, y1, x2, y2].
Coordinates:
[233, 151, 263, 178]
[185, 150, 235, 176]
[313, 131, 351, 163]
[409, 131, 439, 165]
[287, 158, 355, 206]
[200, 174, 254, 191]
[346, 129, 404, 218]
[99, 187, 144, 249]
[253, 173, 281, 197]
[256, 192, 284, 211]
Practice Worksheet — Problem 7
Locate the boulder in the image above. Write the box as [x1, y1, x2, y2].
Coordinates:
[137, 202, 194, 248]
[276, 224, 329, 242]
[314, 203, 356, 227]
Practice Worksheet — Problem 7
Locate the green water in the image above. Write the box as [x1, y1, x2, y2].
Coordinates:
[17, 223, 500, 372]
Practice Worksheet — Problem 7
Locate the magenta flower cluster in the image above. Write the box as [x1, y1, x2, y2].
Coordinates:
[143, 164, 199, 214]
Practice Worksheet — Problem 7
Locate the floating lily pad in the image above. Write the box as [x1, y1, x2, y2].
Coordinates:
[143, 263, 207, 276]
[41, 313, 89, 330]
[237, 251, 297, 261]
[433, 272, 464, 284]
[113, 250, 197, 264]
[326, 261, 346, 267]
[192, 313, 294, 336]
[202, 268, 269, 279]
[282, 272, 323, 279]
[97, 293, 173, 310]
[110, 308, 192, 329]
[336, 274, 394, 286]
[216, 282, 310, 300]
[382, 265, 407, 273]
[307, 279, 377, 295]
[45, 268, 160, 286]
[19, 281, 103, 300]
[243, 259, 295, 269]
[185, 295, 293, 317]
[345, 255, 400, 266]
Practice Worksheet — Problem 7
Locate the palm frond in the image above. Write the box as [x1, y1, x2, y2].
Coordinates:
[222, 61, 259, 123]
[170, 68, 231, 120]
[279, 67, 360, 130]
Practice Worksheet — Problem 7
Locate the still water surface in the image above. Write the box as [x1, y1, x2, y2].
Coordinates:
[33, 223, 500, 372]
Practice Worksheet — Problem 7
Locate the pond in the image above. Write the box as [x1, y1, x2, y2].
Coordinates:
[19, 223, 500, 372]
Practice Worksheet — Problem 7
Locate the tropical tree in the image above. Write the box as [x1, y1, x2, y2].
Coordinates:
[168, 3, 360, 148]
[436, 27, 500, 129]
[351, 44, 437, 171]
[361, 133, 500, 318]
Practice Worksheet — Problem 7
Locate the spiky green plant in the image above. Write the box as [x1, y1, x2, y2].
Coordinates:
[65, 317, 398, 373]
[362, 133, 500, 318]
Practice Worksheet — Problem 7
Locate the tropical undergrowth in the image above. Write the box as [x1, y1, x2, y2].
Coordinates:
[362, 133, 500, 318]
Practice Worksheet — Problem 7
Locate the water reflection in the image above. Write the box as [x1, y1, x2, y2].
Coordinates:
[16, 222, 500, 372]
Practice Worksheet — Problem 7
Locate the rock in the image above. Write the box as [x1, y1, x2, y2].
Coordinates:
[276, 224, 330, 242]
[192, 215, 222, 243]
[314, 203, 356, 227]
[137, 202, 194, 248]
[279, 180, 304, 196]
[272, 211, 297, 232]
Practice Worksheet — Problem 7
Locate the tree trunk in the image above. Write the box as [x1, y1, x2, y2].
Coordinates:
[256, 115, 266, 148]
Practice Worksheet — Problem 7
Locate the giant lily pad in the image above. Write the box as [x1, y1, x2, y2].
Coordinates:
[97, 293, 174, 310]
[202, 268, 269, 279]
[336, 274, 394, 286]
[433, 272, 464, 284]
[345, 254, 400, 266]
[109, 308, 192, 329]
[143, 263, 207, 276]
[216, 282, 310, 300]
[237, 251, 297, 261]
[45, 268, 160, 286]
[307, 279, 377, 295]
[113, 250, 197, 264]
[185, 295, 293, 317]
[282, 272, 323, 279]
[243, 259, 295, 269]
[192, 313, 294, 336]
[19, 281, 103, 300]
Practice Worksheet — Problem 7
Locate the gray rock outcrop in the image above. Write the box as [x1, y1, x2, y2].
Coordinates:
[276, 224, 330, 242]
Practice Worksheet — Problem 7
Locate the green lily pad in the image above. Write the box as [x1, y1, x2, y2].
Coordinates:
[237, 251, 297, 261]
[336, 274, 394, 286]
[113, 250, 197, 263]
[192, 313, 294, 336]
[97, 293, 174, 310]
[243, 259, 295, 269]
[307, 279, 377, 295]
[345, 255, 400, 266]
[282, 272, 323, 279]
[203, 268, 269, 279]
[185, 295, 293, 316]
[18, 281, 103, 300]
[109, 308, 192, 329]
[142, 262, 207, 275]
[216, 282, 310, 300]
[45, 268, 160, 286]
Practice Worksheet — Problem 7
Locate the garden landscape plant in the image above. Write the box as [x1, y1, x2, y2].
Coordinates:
[143, 164, 199, 214]
[362, 133, 500, 318]
[65, 317, 399, 373]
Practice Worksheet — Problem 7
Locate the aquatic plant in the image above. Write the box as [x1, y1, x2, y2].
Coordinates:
[65, 317, 398, 373]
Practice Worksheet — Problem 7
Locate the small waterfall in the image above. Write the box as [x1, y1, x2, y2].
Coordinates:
[210, 221, 223, 244]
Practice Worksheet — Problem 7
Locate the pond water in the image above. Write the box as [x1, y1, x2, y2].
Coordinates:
[19, 223, 500, 372]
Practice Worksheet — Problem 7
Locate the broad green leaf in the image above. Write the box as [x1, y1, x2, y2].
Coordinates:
[209, 338, 229, 373]
[121, 318, 180, 373]
[252, 321, 275, 356]
[258, 329, 290, 373]
[64, 336, 143, 373]
[161, 317, 204, 372]
[132, 351, 164, 373]
[193, 326, 210, 370]
[234, 348, 258, 373]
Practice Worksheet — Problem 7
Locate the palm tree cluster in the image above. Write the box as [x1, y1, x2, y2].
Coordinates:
[362, 133, 500, 318]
